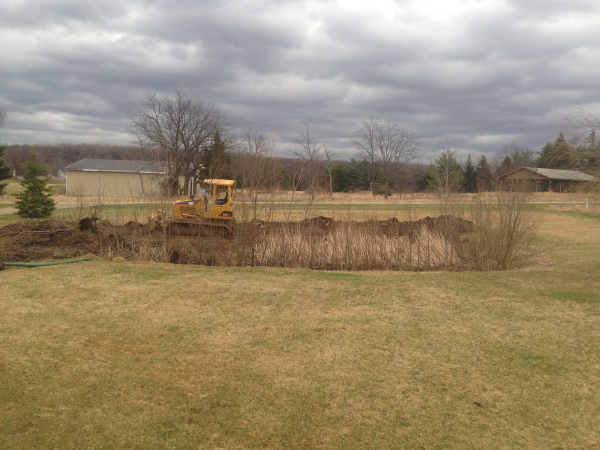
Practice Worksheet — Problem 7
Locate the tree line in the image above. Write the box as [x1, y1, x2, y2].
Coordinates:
[2, 143, 141, 177]
[2, 93, 600, 197]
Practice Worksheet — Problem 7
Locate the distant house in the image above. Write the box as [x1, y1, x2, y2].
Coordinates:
[498, 167, 597, 192]
[64, 159, 181, 197]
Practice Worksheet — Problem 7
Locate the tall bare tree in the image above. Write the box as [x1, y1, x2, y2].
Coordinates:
[130, 90, 228, 195]
[291, 123, 324, 202]
[0, 110, 11, 195]
[431, 148, 465, 269]
[323, 144, 336, 197]
[233, 129, 281, 222]
[352, 119, 420, 198]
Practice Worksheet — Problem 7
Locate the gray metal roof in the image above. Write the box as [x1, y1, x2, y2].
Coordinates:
[530, 167, 597, 181]
[65, 159, 167, 174]
[499, 166, 597, 181]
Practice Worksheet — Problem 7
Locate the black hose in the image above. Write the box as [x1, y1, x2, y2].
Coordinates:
[5, 258, 96, 267]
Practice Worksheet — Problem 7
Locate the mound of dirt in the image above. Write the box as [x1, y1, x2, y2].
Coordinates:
[0, 214, 474, 265]
[302, 216, 336, 229]
[0, 219, 101, 262]
[78, 217, 98, 232]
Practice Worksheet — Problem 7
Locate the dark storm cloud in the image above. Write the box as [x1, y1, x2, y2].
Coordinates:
[1, 0, 600, 161]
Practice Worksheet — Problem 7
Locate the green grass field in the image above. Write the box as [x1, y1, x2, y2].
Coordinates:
[3, 179, 66, 196]
[0, 202, 162, 227]
[1, 209, 599, 448]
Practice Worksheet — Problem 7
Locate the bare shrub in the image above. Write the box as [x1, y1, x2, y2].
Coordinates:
[462, 186, 538, 270]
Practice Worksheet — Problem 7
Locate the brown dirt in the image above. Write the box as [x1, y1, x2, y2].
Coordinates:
[0, 215, 473, 266]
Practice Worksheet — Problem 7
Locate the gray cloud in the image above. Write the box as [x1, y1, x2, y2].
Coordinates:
[1, 0, 599, 162]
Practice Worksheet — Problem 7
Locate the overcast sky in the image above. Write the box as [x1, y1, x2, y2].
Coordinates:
[1, 0, 600, 161]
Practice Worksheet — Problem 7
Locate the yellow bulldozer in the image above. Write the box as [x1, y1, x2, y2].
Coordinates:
[148, 179, 235, 235]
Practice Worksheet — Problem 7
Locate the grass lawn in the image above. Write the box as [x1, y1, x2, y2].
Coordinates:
[3, 179, 65, 196]
[1, 210, 600, 448]
[0, 202, 163, 227]
[51, 202, 162, 224]
[0, 201, 445, 227]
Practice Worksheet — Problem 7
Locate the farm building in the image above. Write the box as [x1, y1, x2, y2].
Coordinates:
[498, 167, 597, 192]
[64, 159, 181, 197]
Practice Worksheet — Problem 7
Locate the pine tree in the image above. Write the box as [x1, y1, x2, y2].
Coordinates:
[538, 142, 553, 168]
[14, 151, 56, 218]
[476, 155, 494, 191]
[579, 131, 600, 173]
[431, 150, 464, 191]
[337, 159, 363, 192]
[199, 129, 231, 180]
[463, 154, 477, 193]
[0, 144, 12, 195]
[497, 155, 512, 176]
[417, 165, 436, 191]
[541, 133, 574, 169]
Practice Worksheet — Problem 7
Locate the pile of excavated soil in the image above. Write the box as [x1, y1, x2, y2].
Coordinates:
[0, 215, 473, 265]
[0, 219, 102, 262]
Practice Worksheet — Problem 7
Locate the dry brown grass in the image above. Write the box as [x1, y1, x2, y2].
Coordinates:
[246, 189, 598, 205]
[1, 210, 600, 448]
[47, 189, 597, 205]
[253, 226, 454, 271]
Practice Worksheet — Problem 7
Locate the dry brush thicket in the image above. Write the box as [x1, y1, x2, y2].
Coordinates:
[1, 188, 539, 271]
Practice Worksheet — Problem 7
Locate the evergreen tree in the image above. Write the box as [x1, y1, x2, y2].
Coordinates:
[428, 150, 464, 192]
[198, 129, 231, 180]
[331, 165, 347, 192]
[0, 144, 12, 195]
[575, 131, 600, 173]
[417, 165, 436, 191]
[462, 154, 477, 193]
[497, 155, 512, 176]
[538, 142, 553, 168]
[331, 159, 365, 192]
[358, 159, 372, 191]
[583, 130, 596, 147]
[542, 133, 573, 169]
[476, 155, 494, 191]
[14, 151, 56, 218]
[410, 165, 425, 192]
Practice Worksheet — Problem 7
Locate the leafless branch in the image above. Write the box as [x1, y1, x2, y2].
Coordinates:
[130, 90, 229, 195]
[559, 106, 600, 138]
[232, 129, 281, 221]
[290, 123, 324, 202]
[352, 118, 420, 198]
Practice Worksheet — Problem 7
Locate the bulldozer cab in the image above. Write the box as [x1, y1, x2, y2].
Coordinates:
[203, 179, 235, 220]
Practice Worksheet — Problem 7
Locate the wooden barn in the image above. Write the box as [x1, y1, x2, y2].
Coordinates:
[498, 167, 597, 192]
